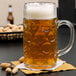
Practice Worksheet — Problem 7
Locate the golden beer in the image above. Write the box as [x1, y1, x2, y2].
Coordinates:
[23, 18, 58, 69]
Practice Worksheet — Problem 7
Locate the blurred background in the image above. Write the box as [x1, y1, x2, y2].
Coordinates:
[0, 0, 58, 26]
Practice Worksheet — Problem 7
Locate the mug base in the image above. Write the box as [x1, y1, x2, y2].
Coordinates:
[24, 63, 56, 71]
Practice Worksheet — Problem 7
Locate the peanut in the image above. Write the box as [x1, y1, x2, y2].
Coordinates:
[0, 63, 11, 68]
[6, 67, 12, 73]
[19, 56, 24, 63]
[3, 27, 10, 32]
[18, 25, 23, 31]
[7, 24, 12, 28]
[0, 27, 4, 29]
[12, 67, 18, 74]
[10, 65, 14, 69]
[0, 29, 3, 32]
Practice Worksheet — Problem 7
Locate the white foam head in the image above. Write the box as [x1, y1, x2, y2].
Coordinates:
[24, 2, 57, 19]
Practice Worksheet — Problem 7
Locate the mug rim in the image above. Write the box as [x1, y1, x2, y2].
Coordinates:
[24, 2, 56, 6]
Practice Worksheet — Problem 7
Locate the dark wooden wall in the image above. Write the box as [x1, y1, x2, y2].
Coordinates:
[58, 0, 75, 23]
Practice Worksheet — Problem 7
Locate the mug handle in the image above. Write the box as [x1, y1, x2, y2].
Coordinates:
[57, 20, 75, 56]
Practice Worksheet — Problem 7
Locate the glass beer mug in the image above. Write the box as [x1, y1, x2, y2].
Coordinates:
[23, 2, 75, 70]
